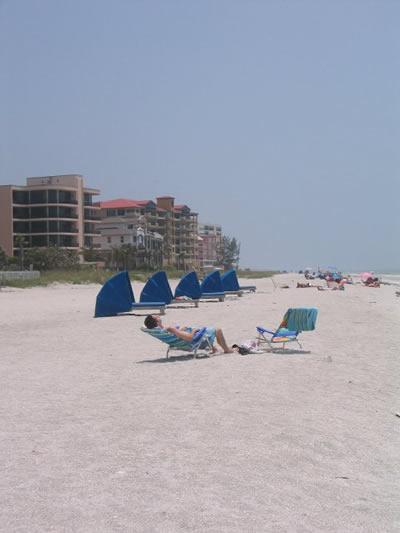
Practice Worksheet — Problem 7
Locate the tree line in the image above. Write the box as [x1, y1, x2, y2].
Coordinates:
[0, 235, 240, 272]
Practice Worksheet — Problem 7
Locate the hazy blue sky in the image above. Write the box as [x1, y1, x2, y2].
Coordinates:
[1, 0, 399, 271]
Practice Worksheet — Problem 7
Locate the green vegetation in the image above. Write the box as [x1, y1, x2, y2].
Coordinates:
[237, 269, 278, 279]
[218, 236, 240, 270]
[1, 267, 190, 288]
[2, 267, 278, 288]
[2, 269, 111, 288]
[0, 244, 277, 288]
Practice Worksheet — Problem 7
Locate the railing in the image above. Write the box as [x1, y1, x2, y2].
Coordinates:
[0, 271, 40, 282]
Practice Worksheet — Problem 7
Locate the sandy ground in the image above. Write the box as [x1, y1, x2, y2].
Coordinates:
[1, 273, 399, 532]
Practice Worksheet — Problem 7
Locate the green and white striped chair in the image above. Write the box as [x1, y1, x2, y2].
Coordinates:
[141, 326, 212, 359]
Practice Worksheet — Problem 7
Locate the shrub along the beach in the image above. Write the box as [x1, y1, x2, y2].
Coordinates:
[22, 247, 80, 271]
[218, 235, 241, 270]
[0, 247, 7, 269]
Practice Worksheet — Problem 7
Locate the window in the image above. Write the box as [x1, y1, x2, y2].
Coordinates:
[13, 190, 29, 204]
[48, 190, 58, 203]
[30, 207, 48, 218]
[59, 207, 77, 218]
[13, 207, 29, 219]
[13, 221, 29, 233]
[59, 191, 76, 204]
[31, 235, 48, 246]
[84, 193, 92, 206]
[31, 221, 47, 233]
[120, 236, 124, 243]
[49, 221, 58, 232]
[128, 224, 133, 229]
[107, 237, 111, 244]
[117, 209, 125, 216]
[30, 190, 47, 204]
[59, 222, 76, 233]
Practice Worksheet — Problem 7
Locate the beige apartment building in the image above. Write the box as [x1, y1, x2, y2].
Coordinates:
[0, 174, 100, 256]
[96, 196, 199, 270]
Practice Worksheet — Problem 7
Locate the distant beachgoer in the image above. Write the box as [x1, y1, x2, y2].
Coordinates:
[144, 315, 233, 354]
[365, 277, 380, 288]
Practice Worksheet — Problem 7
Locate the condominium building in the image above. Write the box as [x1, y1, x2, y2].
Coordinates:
[94, 216, 163, 269]
[198, 222, 222, 270]
[96, 196, 199, 270]
[0, 174, 100, 256]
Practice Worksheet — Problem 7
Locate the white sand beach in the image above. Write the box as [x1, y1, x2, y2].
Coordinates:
[1, 273, 399, 532]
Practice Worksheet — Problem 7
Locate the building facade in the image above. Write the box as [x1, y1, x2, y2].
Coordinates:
[198, 223, 222, 270]
[0, 175, 100, 256]
[94, 216, 163, 269]
[96, 196, 199, 270]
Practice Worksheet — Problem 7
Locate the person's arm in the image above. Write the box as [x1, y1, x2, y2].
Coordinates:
[166, 326, 195, 342]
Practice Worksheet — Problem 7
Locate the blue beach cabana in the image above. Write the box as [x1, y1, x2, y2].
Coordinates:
[94, 271, 166, 317]
[199, 271, 225, 301]
[174, 271, 225, 302]
[221, 269, 256, 293]
[141, 271, 200, 307]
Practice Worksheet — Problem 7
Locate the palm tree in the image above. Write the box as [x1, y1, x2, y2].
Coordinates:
[15, 235, 27, 270]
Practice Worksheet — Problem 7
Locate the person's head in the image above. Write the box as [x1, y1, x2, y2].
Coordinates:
[232, 344, 250, 355]
[144, 315, 161, 329]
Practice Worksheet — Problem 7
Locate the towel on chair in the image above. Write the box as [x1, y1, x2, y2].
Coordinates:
[282, 308, 318, 332]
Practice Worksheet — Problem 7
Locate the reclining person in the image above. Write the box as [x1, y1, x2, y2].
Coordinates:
[144, 315, 233, 354]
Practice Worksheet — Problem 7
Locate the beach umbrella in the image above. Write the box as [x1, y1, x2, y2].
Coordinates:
[360, 272, 373, 282]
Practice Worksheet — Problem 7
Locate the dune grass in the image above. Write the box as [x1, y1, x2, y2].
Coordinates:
[237, 269, 278, 279]
[1, 268, 278, 288]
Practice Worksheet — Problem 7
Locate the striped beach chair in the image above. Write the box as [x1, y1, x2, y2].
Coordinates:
[141, 326, 213, 359]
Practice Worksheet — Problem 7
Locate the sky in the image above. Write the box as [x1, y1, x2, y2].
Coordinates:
[1, 0, 399, 271]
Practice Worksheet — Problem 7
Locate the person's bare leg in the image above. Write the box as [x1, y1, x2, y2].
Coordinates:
[215, 328, 233, 353]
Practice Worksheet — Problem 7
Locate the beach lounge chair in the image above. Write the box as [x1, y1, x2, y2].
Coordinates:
[140, 271, 200, 307]
[141, 326, 213, 359]
[94, 271, 166, 317]
[221, 269, 256, 294]
[175, 271, 225, 302]
[256, 307, 318, 351]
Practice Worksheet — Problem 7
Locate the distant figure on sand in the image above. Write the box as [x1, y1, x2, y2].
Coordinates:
[364, 277, 380, 288]
[144, 315, 233, 354]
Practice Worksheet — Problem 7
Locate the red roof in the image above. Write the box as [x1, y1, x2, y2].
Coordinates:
[99, 198, 152, 209]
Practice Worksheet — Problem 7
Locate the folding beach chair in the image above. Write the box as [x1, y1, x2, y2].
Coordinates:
[256, 308, 318, 351]
[141, 326, 213, 359]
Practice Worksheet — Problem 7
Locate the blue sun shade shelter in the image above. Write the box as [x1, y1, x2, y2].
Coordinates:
[94, 271, 166, 317]
[141, 271, 200, 307]
[221, 269, 256, 293]
[140, 271, 173, 305]
[174, 271, 202, 300]
[199, 271, 225, 301]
